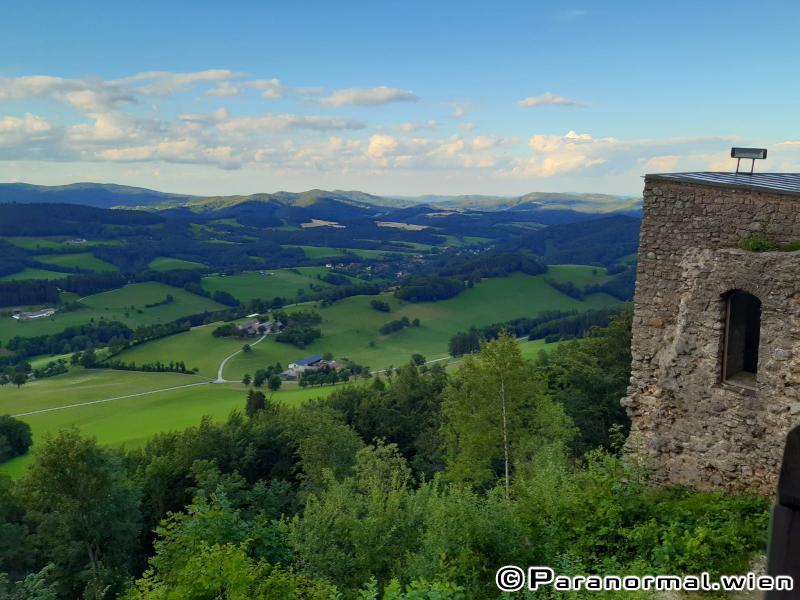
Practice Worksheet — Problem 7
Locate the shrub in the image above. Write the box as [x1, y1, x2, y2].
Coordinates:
[0, 414, 33, 462]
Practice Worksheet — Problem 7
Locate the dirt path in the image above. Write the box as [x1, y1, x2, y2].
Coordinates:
[216, 334, 267, 383]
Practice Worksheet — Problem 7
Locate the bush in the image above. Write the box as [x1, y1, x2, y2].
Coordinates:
[0, 414, 33, 462]
[739, 223, 778, 252]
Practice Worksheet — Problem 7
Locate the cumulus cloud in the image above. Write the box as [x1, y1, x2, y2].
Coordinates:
[0, 113, 51, 135]
[457, 122, 477, 132]
[245, 79, 290, 99]
[320, 86, 419, 107]
[113, 70, 245, 97]
[394, 120, 439, 133]
[516, 92, 588, 107]
[179, 108, 232, 124]
[204, 82, 244, 98]
[442, 101, 476, 119]
[218, 114, 366, 133]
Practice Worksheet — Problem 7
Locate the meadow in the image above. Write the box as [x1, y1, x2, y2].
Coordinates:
[1, 237, 122, 250]
[0, 376, 341, 477]
[33, 252, 119, 272]
[545, 264, 613, 287]
[201, 270, 336, 302]
[0, 268, 65, 282]
[281, 245, 415, 260]
[0, 282, 226, 341]
[227, 272, 617, 378]
[110, 272, 619, 381]
[147, 256, 207, 271]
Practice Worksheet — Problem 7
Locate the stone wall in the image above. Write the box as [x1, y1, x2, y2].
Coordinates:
[622, 177, 800, 493]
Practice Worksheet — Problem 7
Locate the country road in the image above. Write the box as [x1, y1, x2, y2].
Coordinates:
[11, 381, 212, 418]
[216, 334, 267, 382]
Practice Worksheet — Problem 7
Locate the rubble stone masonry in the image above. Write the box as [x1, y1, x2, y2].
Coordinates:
[623, 176, 800, 493]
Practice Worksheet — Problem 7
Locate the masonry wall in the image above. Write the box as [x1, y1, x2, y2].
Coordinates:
[623, 177, 800, 493]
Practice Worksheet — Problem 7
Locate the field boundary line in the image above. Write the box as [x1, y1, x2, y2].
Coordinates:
[11, 381, 211, 418]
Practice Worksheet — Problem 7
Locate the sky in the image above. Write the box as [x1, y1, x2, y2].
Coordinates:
[1, 0, 799, 198]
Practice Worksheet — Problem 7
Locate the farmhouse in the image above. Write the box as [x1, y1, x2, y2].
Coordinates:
[236, 318, 282, 337]
[12, 308, 56, 321]
[623, 170, 800, 494]
[65, 238, 87, 244]
[282, 354, 327, 378]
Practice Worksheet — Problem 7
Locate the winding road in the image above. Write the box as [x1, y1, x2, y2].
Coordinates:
[215, 334, 267, 383]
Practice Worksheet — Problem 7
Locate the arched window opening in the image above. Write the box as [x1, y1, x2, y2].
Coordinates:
[723, 291, 761, 388]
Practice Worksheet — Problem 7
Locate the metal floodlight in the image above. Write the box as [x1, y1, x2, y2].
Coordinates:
[731, 147, 768, 174]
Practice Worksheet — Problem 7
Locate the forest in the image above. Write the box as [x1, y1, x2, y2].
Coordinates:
[0, 309, 769, 599]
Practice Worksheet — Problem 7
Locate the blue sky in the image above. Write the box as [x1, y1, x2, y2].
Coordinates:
[1, 0, 799, 197]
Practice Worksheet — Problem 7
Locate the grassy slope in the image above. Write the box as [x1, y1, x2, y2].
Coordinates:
[1, 380, 340, 477]
[109, 273, 619, 381]
[33, 252, 119, 272]
[545, 264, 613, 287]
[148, 257, 206, 271]
[0, 283, 225, 341]
[0, 369, 206, 416]
[202, 271, 335, 302]
[108, 322, 247, 378]
[223, 272, 619, 378]
[282, 245, 414, 259]
[0, 268, 65, 282]
[2, 237, 122, 250]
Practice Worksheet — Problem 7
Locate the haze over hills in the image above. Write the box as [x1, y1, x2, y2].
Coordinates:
[0, 182, 642, 217]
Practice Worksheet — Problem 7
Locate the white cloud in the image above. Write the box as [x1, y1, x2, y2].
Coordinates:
[113, 70, 245, 97]
[0, 113, 51, 135]
[395, 120, 439, 133]
[320, 86, 418, 107]
[205, 82, 244, 98]
[218, 114, 366, 133]
[367, 134, 399, 157]
[179, 108, 232, 123]
[246, 79, 290, 99]
[516, 92, 588, 107]
[457, 122, 477, 132]
[442, 101, 476, 119]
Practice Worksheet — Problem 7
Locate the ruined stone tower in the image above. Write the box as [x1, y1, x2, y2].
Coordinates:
[622, 172, 800, 493]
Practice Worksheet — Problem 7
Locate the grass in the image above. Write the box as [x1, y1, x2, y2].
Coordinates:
[281, 245, 415, 260]
[0, 376, 341, 478]
[221, 272, 619, 378]
[110, 273, 620, 381]
[545, 264, 612, 287]
[148, 257, 207, 271]
[0, 369, 205, 417]
[618, 253, 639, 264]
[33, 252, 119, 272]
[2, 237, 122, 250]
[0, 268, 66, 282]
[438, 235, 493, 247]
[108, 322, 247, 378]
[202, 271, 334, 302]
[0, 282, 225, 342]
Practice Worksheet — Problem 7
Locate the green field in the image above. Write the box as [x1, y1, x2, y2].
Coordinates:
[282, 245, 414, 260]
[438, 235, 494, 247]
[148, 257, 207, 271]
[619, 253, 639, 264]
[0, 282, 226, 342]
[222, 272, 619, 378]
[0, 369, 206, 417]
[33, 252, 119, 272]
[0, 375, 341, 477]
[110, 273, 619, 381]
[108, 322, 248, 378]
[2, 237, 122, 250]
[0, 268, 65, 282]
[202, 271, 335, 302]
[545, 264, 612, 287]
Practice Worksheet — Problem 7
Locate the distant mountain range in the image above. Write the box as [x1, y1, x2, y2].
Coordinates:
[0, 182, 642, 222]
